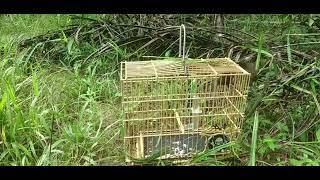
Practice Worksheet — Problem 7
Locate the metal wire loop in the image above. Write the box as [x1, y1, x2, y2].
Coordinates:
[179, 24, 187, 74]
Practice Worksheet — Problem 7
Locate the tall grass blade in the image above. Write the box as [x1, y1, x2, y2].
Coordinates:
[287, 35, 292, 65]
[249, 111, 259, 166]
[0, 92, 8, 111]
[25, 43, 43, 66]
[5, 80, 17, 108]
[31, 68, 40, 97]
[255, 34, 264, 71]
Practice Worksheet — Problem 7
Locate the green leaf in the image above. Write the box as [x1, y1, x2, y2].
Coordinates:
[17, 143, 34, 161]
[61, 30, 68, 43]
[28, 138, 38, 160]
[0, 150, 9, 162]
[309, 18, 315, 27]
[25, 43, 43, 65]
[287, 35, 292, 65]
[190, 79, 197, 95]
[51, 139, 67, 149]
[262, 96, 279, 106]
[165, 50, 171, 57]
[82, 156, 97, 165]
[249, 48, 273, 58]
[311, 78, 320, 86]
[290, 84, 311, 95]
[316, 129, 320, 141]
[255, 34, 264, 71]
[310, 80, 317, 95]
[67, 38, 74, 55]
[249, 111, 259, 166]
[0, 92, 8, 111]
[276, 122, 289, 132]
[1, 127, 7, 146]
[289, 159, 303, 166]
[263, 135, 277, 151]
[6, 80, 15, 102]
[31, 69, 39, 97]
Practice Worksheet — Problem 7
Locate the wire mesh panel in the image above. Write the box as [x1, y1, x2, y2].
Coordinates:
[121, 58, 250, 162]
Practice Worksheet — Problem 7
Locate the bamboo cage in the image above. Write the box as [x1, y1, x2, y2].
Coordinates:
[121, 57, 250, 162]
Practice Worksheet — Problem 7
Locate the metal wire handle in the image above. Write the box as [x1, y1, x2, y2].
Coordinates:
[179, 24, 187, 75]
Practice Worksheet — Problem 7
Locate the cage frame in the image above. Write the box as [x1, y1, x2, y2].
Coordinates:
[121, 57, 250, 162]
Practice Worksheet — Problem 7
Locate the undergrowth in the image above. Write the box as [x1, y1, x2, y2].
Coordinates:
[0, 14, 320, 166]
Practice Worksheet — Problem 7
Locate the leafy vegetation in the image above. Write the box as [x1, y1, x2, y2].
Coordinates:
[0, 14, 320, 166]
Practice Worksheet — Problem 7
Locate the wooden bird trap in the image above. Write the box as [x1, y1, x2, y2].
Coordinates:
[120, 25, 251, 163]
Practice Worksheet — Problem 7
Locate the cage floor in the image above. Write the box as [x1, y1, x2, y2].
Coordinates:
[143, 134, 207, 158]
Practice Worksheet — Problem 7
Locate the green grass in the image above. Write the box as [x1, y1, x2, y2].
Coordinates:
[1, 14, 320, 166]
[0, 15, 73, 44]
[0, 15, 123, 165]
